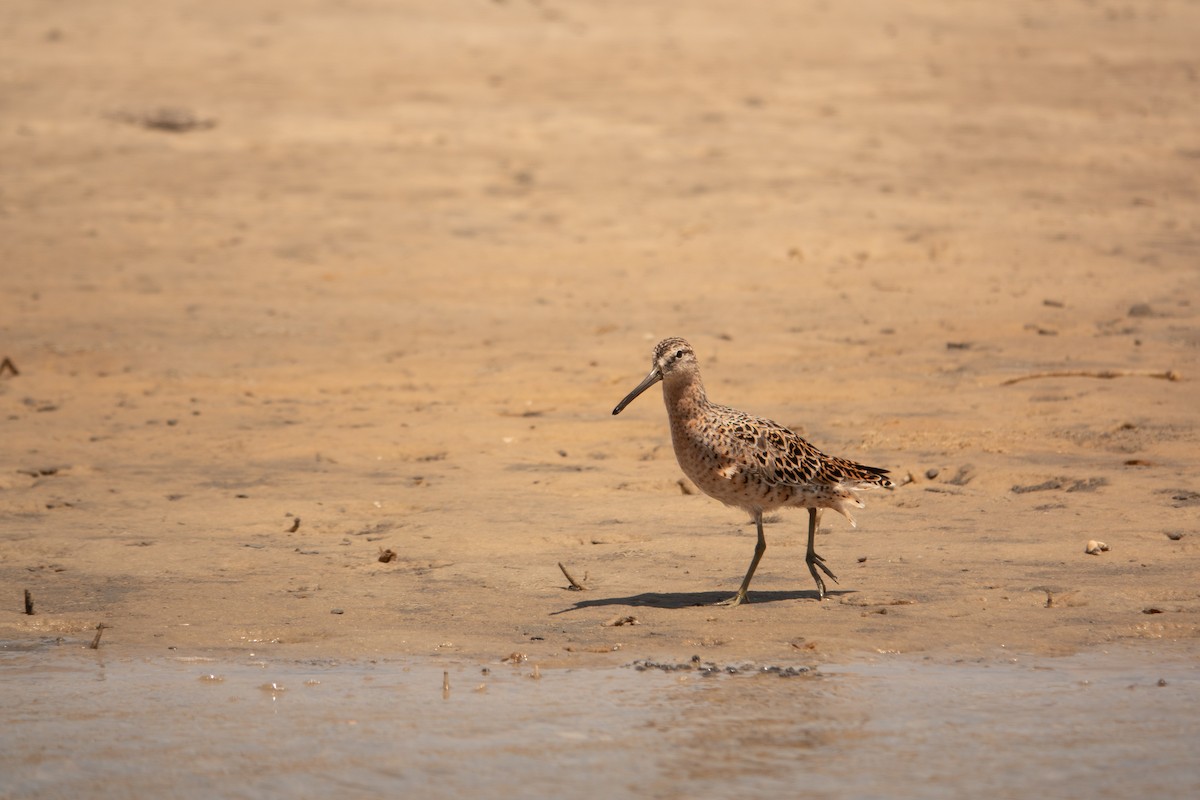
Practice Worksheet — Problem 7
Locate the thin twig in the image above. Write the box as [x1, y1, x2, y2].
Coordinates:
[24, 589, 33, 615]
[558, 562, 588, 591]
[89, 623, 107, 649]
[1001, 369, 1180, 386]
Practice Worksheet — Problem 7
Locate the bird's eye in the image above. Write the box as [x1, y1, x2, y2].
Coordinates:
[674, 349, 684, 360]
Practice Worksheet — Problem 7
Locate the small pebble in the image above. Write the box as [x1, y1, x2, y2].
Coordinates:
[1085, 540, 1109, 555]
[925, 468, 940, 480]
[330, 608, 344, 615]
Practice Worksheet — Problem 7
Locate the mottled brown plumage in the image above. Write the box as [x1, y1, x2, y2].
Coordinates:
[613, 337, 893, 605]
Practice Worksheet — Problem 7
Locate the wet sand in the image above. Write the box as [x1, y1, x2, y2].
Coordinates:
[3, 643, 1198, 798]
[2, 0, 1199, 675]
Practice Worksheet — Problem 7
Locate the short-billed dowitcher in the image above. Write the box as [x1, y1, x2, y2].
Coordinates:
[612, 337, 893, 605]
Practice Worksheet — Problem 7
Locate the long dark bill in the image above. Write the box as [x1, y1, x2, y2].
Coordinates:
[612, 367, 663, 415]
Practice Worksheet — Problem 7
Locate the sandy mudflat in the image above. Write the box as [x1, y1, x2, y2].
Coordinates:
[1, 0, 1198, 667]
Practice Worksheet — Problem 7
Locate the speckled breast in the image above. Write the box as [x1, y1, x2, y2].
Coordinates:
[669, 419, 803, 511]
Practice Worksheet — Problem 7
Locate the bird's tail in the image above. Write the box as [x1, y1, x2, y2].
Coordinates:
[821, 455, 894, 490]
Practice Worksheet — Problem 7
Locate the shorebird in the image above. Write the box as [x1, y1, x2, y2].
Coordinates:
[612, 337, 893, 605]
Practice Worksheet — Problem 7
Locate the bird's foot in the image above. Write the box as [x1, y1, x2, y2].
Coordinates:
[810, 553, 839, 582]
[714, 591, 748, 607]
[807, 552, 839, 600]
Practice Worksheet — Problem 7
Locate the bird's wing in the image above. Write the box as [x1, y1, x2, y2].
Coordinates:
[718, 408, 891, 489]
[716, 409, 825, 487]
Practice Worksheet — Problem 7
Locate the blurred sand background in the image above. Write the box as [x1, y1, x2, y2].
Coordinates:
[1, 0, 1198, 666]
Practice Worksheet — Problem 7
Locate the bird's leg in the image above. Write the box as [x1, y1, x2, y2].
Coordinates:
[716, 510, 766, 606]
[806, 507, 839, 600]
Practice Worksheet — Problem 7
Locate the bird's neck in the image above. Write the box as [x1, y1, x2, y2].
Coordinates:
[662, 371, 708, 419]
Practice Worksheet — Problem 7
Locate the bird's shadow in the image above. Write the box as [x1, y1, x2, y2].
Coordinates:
[551, 588, 853, 614]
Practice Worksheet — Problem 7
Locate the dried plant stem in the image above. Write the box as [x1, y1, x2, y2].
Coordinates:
[1001, 369, 1179, 386]
[557, 562, 588, 591]
[89, 624, 108, 649]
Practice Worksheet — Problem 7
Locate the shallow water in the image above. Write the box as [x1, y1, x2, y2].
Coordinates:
[2, 642, 1197, 799]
